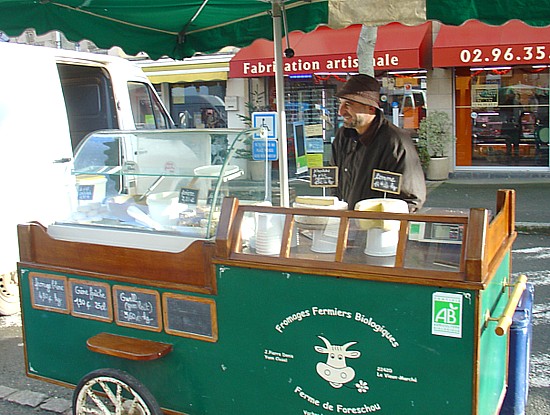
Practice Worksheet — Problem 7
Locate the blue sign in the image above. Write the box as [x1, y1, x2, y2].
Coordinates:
[306, 137, 324, 153]
[252, 139, 278, 161]
[252, 112, 277, 139]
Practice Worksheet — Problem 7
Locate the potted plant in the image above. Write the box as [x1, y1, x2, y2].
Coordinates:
[417, 110, 454, 181]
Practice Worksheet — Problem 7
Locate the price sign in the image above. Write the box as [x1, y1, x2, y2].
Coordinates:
[309, 166, 338, 188]
[179, 187, 199, 205]
[69, 279, 112, 322]
[77, 185, 94, 201]
[371, 169, 402, 195]
[113, 286, 162, 332]
[29, 273, 68, 313]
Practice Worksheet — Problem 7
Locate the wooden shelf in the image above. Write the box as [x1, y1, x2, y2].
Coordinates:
[87, 332, 173, 361]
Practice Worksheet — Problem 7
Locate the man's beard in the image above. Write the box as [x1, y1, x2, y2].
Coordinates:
[343, 116, 358, 129]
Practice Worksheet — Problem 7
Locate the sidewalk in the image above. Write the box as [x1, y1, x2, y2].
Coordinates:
[425, 174, 550, 234]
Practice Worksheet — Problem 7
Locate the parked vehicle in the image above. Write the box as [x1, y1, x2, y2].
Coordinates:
[174, 94, 227, 129]
[0, 42, 173, 315]
[380, 88, 427, 134]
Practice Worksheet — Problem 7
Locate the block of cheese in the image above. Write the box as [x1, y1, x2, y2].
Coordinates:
[294, 196, 337, 206]
[294, 197, 347, 225]
[354, 198, 408, 231]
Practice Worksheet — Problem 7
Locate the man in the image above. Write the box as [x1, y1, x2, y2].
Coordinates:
[331, 74, 426, 212]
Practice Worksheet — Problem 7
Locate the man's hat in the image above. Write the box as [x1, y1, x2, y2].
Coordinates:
[336, 74, 380, 109]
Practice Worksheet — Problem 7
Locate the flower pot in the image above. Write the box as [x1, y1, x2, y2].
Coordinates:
[247, 160, 266, 181]
[426, 156, 449, 181]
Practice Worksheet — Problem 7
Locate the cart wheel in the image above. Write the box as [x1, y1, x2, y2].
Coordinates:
[0, 271, 20, 316]
[72, 368, 163, 415]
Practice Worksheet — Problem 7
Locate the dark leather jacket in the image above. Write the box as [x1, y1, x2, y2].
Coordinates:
[331, 113, 426, 212]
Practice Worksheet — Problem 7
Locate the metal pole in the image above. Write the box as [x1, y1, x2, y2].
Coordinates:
[272, 1, 290, 207]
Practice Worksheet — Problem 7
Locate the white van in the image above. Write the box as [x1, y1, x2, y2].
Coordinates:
[0, 42, 173, 314]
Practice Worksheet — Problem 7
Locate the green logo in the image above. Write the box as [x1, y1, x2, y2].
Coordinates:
[432, 292, 463, 338]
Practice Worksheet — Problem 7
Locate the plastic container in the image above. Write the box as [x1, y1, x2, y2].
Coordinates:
[500, 282, 534, 415]
[354, 198, 408, 256]
[311, 218, 340, 253]
[76, 175, 107, 205]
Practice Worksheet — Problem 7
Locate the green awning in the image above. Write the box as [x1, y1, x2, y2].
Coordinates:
[426, 0, 550, 27]
[0, 1, 432, 60]
[0, 0, 329, 60]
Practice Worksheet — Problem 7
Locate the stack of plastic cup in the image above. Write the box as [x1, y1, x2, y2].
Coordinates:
[254, 213, 283, 255]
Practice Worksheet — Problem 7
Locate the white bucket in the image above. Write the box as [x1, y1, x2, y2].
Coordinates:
[311, 217, 340, 253]
[365, 227, 400, 256]
[146, 191, 186, 226]
[76, 175, 107, 205]
[354, 198, 408, 257]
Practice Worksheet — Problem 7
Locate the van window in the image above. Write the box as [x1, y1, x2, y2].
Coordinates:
[128, 82, 170, 130]
[58, 64, 118, 151]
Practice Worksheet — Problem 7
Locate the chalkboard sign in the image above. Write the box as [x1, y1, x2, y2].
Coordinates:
[29, 273, 69, 313]
[309, 166, 338, 188]
[113, 285, 162, 332]
[77, 184, 95, 201]
[179, 187, 199, 205]
[206, 189, 215, 205]
[70, 279, 112, 322]
[163, 293, 217, 342]
[371, 169, 402, 195]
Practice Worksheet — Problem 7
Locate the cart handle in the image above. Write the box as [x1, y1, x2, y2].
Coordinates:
[494, 275, 527, 336]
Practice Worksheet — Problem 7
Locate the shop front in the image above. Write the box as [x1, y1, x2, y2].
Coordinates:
[433, 19, 550, 169]
[229, 22, 433, 171]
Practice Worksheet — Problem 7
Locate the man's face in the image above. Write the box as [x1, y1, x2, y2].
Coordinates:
[338, 98, 373, 129]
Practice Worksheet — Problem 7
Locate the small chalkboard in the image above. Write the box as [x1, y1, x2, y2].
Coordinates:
[309, 166, 338, 188]
[205, 189, 215, 205]
[163, 293, 217, 342]
[371, 169, 402, 195]
[29, 273, 69, 313]
[77, 184, 95, 201]
[70, 279, 112, 322]
[179, 187, 199, 205]
[113, 286, 162, 332]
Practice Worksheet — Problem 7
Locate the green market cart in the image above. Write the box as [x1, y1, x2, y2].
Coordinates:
[17, 130, 524, 415]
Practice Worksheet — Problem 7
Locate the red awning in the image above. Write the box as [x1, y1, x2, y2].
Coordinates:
[433, 19, 550, 67]
[229, 22, 432, 78]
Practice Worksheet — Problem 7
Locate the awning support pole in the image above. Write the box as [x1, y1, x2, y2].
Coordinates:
[272, 1, 290, 207]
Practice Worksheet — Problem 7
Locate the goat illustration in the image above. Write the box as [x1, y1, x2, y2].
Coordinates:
[314, 335, 361, 388]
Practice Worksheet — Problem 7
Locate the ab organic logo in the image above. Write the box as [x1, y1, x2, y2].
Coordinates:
[432, 292, 463, 338]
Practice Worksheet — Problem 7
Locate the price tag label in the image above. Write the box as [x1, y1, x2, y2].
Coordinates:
[371, 169, 402, 194]
[309, 166, 338, 188]
[179, 187, 199, 205]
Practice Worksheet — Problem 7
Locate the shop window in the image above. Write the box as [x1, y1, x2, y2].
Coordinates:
[465, 67, 549, 167]
[379, 74, 427, 138]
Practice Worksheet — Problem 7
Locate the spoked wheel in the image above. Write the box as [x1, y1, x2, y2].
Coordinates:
[73, 368, 163, 415]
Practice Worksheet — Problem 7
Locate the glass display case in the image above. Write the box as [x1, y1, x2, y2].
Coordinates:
[234, 205, 468, 273]
[48, 128, 267, 251]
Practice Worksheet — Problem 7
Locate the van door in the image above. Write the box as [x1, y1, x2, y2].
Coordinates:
[0, 43, 74, 276]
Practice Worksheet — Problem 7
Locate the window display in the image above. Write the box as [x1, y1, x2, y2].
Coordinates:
[467, 67, 549, 166]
